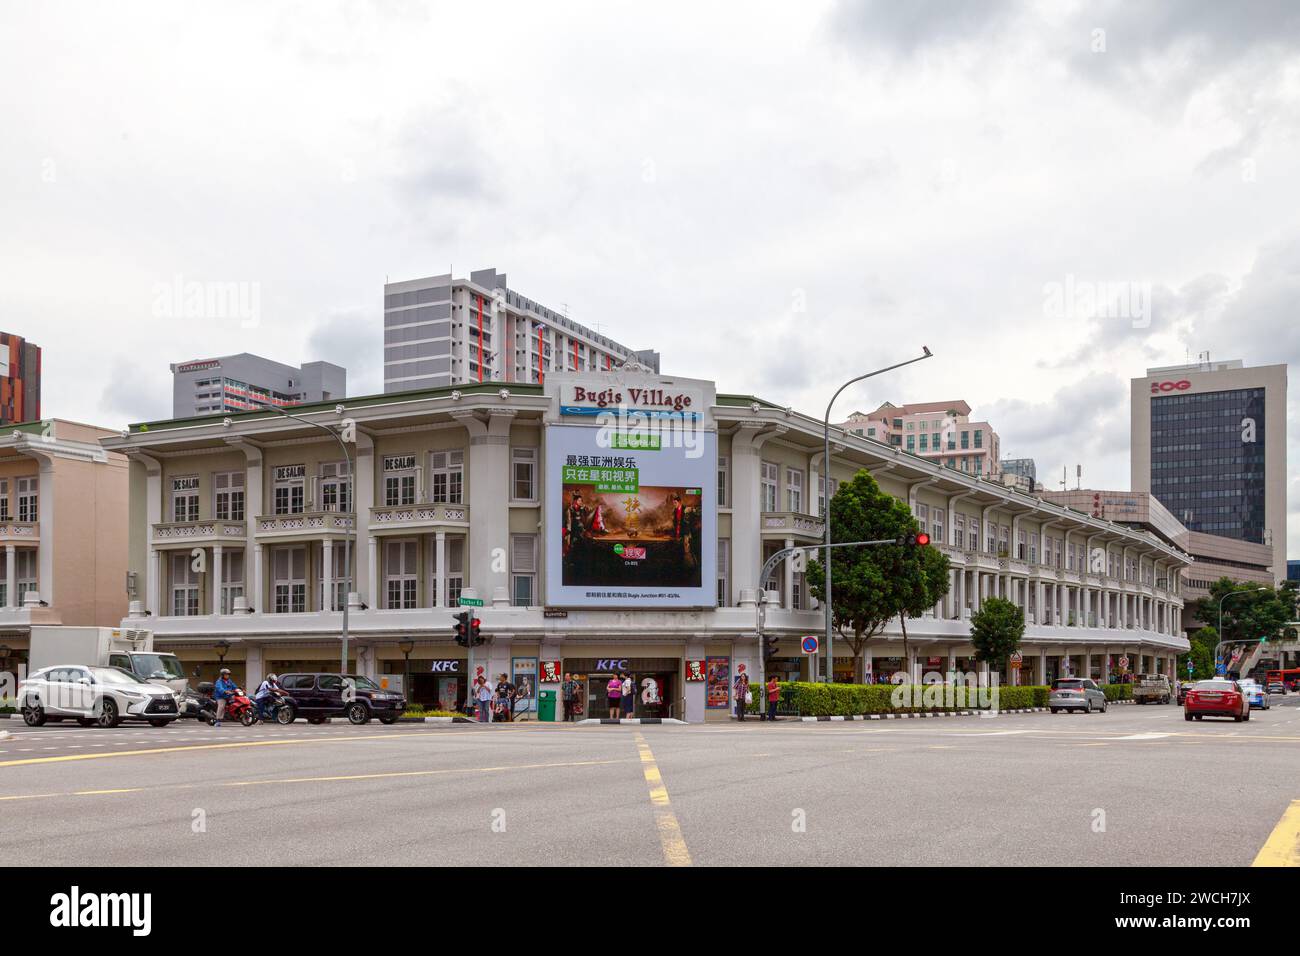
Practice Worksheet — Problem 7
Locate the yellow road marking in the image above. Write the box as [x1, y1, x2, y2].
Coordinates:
[74, 788, 144, 796]
[0, 730, 463, 769]
[1253, 799, 1300, 867]
[634, 731, 691, 867]
[223, 758, 628, 787]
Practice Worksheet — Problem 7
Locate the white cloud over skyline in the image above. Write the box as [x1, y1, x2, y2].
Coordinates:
[3, 0, 1299, 550]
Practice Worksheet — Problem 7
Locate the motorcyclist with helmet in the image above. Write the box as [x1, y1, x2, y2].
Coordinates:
[254, 673, 285, 722]
[212, 668, 238, 727]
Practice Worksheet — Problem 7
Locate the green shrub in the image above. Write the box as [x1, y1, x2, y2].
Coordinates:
[1101, 683, 1132, 702]
[743, 680, 1052, 717]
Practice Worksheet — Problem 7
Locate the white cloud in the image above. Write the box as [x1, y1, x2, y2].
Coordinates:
[2, 0, 1297, 552]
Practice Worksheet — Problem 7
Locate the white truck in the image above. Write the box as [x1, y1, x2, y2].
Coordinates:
[1132, 673, 1173, 705]
[27, 626, 189, 695]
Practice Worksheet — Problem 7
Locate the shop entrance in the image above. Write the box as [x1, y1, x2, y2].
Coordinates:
[565, 657, 680, 720]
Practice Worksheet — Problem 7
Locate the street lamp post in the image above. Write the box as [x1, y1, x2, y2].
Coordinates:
[254, 402, 355, 676]
[399, 639, 414, 703]
[822, 348, 934, 682]
[1215, 586, 1269, 674]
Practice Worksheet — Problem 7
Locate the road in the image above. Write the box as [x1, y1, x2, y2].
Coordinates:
[1, 698, 1298, 866]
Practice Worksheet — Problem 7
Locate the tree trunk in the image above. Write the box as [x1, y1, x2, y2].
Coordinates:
[899, 614, 911, 683]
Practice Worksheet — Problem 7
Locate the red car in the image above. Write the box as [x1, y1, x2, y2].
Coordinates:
[1183, 679, 1251, 722]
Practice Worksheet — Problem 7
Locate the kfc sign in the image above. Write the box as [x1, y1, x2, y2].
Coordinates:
[1150, 380, 1191, 393]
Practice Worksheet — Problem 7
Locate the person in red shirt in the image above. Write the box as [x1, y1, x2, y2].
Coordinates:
[765, 675, 780, 722]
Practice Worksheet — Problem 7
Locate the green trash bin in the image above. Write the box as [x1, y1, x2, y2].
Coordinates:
[538, 689, 557, 722]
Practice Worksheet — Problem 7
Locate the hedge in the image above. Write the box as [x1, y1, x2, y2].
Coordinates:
[1100, 683, 1133, 702]
[738, 680, 1052, 717]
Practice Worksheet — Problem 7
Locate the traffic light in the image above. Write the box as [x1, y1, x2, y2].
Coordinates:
[763, 633, 780, 661]
[470, 616, 484, 647]
[453, 611, 470, 647]
[897, 532, 931, 547]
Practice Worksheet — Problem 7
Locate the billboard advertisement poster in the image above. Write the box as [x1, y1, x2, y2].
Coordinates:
[545, 422, 716, 607]
[706, 656, 730, 709]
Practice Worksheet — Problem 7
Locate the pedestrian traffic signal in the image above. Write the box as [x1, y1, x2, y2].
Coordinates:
[453, 611, 470, 647]
[897, 532, 931, 547]
[470, 616, 484, 647]
[764, 634, 780, 661]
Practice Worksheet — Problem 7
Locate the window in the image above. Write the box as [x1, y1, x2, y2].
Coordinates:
[919, 434, 928, 451]
[986, 522, 995, 554]
[785, 467, 803, 514]
[511, 534, 537, 606]
[319, 461, 352, 513]
[429, 450, 464, 504]
[916, 503, 929, 535]
[272, 547, 307, 613]
[0, 479, 8, 521]
[818, 476, 839, 516]
[969, 518, 980, 552]
[170, 476, 200, 522]
[717, 456, 729, 508]
[717, 538, 730, 607]
[760, 461, 778, 513]
[15, 549, 36, 599]
[974, 430, 983, 449]
[511, 448, 536, 502]
[933, 509, 945, 545]
[906, 435, 915, 451]
[1029, 532, 1038, 564]
[1016, 529, 1026, 560]
[272, 465, 306, 515]
[385, 539, 418, 609]
[998, 524, 1009, 556]
[17, 477, 37, 522]
[221, 550, 244, 614]
[319, 545, 348, 610]
[446, 536, 464, 605]
[214, 472, 245, 521]
[170, 552, 199, 617]
[954, 513, 965, 548]
[379, 463, 416, 512]
[960, 431, 970, 449]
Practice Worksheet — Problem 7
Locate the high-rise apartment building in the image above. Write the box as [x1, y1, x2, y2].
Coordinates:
[1131, 358, 1287, 580]
[383, 268, 659, 393]
[0, 332, 41, 424]
[838, 401, 1001, 478]
[170, 354, 347, 418]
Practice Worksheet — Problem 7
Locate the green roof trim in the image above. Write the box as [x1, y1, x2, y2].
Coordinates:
[129, 381, 545, 433]
[714, 394, 783, 409]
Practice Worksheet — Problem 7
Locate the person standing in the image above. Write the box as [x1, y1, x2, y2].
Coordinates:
[765, 674, 780, 723]
[734, 669, 750, 722]
[561, 672, 579, 721]
[495, 673, 516, 722]
[474, 676, 494, 723]
[606, 673, 622, 719]
[621, 670, 635, 719]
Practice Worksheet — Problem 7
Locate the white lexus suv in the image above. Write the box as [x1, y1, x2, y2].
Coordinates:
[18, 665, 180, 728]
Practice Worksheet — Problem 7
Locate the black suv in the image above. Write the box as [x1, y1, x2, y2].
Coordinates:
[278, 673, 406, 725]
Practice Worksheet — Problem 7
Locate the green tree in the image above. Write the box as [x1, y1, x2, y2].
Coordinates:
[805, 469, 951, 682]
[1194, 579, 1299, 650]
[1181, 625, 1217, 681]
[969, 596, 1024, 680]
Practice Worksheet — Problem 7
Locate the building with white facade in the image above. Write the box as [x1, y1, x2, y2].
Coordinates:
[105, 368, 1189, 721]
[383, 267, 660, 394]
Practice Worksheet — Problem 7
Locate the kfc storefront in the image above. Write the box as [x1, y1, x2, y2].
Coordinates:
[563, 656, 680, 720]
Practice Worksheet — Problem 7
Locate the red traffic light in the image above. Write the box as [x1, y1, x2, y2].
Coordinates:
[915, 532, 930, 546]
[472, 618, 481, 629]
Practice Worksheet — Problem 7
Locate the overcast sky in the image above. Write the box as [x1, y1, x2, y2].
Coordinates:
[3, 0, 1300, 551]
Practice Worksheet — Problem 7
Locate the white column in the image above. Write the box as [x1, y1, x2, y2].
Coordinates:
[1056, 583, 1064, 625]
[783, 536, 795, 611]
[367, 536, 379, 610]
[211, 544, 223, 616]
[1035, 651, 1046, 685]
[321, 538, 333, 611]
[252, 543, 264, 615]
[958, 570, 967, 618]
[149, 548, 162, 617]
[1035, 579, 1044, 625]
[4, 544, 14, 609]
[435, 531, 447, 608]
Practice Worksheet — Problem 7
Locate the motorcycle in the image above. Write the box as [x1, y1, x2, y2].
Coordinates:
[196, 682, 258, 726]
[254, 689, 295, 725]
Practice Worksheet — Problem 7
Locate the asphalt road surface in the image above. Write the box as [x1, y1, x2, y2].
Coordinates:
[2, 698, 1298, 866]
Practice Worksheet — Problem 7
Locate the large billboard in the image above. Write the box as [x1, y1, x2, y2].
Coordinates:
[545, 421, 716, 607]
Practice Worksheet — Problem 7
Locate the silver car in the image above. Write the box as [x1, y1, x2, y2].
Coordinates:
[1049, 677, 1108, 714]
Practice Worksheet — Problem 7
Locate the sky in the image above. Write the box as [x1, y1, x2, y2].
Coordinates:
[3, 0, 1300, 551]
